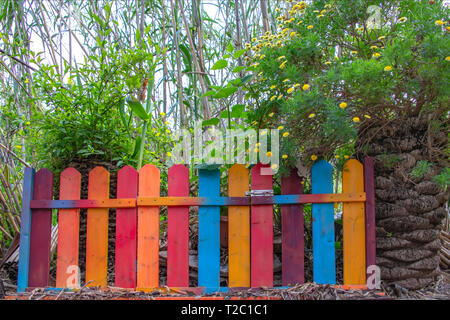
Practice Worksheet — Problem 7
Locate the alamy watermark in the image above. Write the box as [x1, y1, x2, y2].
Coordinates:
[168, 121, 280, 175]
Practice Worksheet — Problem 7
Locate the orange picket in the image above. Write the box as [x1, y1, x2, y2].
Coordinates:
[137, 164, 160, 288]
[56, 168, 81, 288]
[342, 159, 366, 285]
[86, 167, 110, 287]
[228, 164, 250, 287]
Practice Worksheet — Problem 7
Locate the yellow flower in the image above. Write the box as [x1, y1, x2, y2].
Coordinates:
[267, 151, 272, 157]
[370, 46, 378, 50]
[307, 25, 314, 29]
[167, 152, 172, 157]
[166, 129, 171, 134]
[277, 94, 284, 100]
[254, 148, 259, 153]
[335, 155, 340, 159]
[164, 121, 170, 125]
[398, 17, 407, 23]
[308, 113, 315, 118]
[270, 95, 277, 101]
[311, 155, 318, 161]
[351, 50, 358, 55]
[344, 155, 349, 159]
[270, 85, 277, 89]
[287, 87, 294, 94]
[271, 164, 278, 170]
[269, 112, 275, 117]
[364, 115, 371, 119]
[278, 125, 284, 130]
[283, 79, 290, 83]
[283, 132, 290, 137]
[293, 83, 300, 88]
[353, 117, 360, 123]
[373, 52, 381, 58]
[384, 65, 393, 71]
[260, 54, 266, 60]
[279, 61, 288, 69]
[290, 31, 296, 37]
[445, 56, 450, 61]
[325, 61, 332, 65]
[378, 36, 386, 40]
[282, 154, 288, 159]
[256, 142, 261, 147]
[261, 130, 268, 135]
[435, 20, 444, 26]
[302, 84, 310, 91]
[25, 121, 30, 125]
[15, 145, 22, 150]
[67, 78, 73, 85]
[447, 26, 450, 31]
[339, 102, 347, 109]
[24, 78, 29, 84]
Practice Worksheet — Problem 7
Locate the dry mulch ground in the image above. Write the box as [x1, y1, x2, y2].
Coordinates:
[1, 271, 448, 300]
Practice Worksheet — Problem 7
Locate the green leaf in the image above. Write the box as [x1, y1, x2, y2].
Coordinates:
[126, 97, 149, 121]
[232, 66, 246, 73]
[202, 118, 220, 127]
[118, 99, 131, 137]
[136, 28, 141, 43]
[131, 137, 141, 159]
[213, 86, 238, 99]
[226, 43, 234, 53]
[212, 59, 228, 70]
[240, 74, 253, 84]
[231, 104, 246, 115]
[233, 49, 246, 59]
[220, 110, 230, 119]
[201, 90, 216, 98]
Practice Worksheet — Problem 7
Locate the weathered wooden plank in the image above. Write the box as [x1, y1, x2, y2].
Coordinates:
[364, 157, 376, 281]
[115, 166, 138, 288]
[311, 160, 335, 284]
[228, 164, 250, 287]
[17, 167, 35, 292]
[250, 163, 273, 287]
[167, 165, 189, 286]
[343, 159, 366, 285]
[281, 169, 304, 285]
[56, 168, 81, 288]
[137, 164, 160, 288]
[28, 168, 54, 288]
[86, 167, 109, 287]
[198, 168, 221, 289]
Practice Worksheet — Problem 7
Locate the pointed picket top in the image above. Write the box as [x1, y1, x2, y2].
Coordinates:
[251, 163, 273, 189]
[168, 164, 189, 195]
[60, 167, 81, 189]
[88, 167, 110, 199]
[311, 160, 333, 193]
[34, 168, 54, 198]
[228, 164, 249, 196]
[342, 159, 364, 191]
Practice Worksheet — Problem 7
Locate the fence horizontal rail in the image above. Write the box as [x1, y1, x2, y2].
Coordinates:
[29, 193, 366, 209]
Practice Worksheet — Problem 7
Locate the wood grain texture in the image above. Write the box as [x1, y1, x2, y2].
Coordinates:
[363, 157, 376, 280]
[342, 159, 366, 285]
[198, 169, 221, 289]
[167, 165, 189, 287]
[115, 166, 138, 288]
[228, 164, 250, 287]
[56, 168, 81, 288]
[29, 168, 54, 288]
[137, 164, 160, 288]
[250, 163, 273, 287]
[311, 161, 335, 284]
[17, 167, 35, 292]
[281, 169, 304, 286]
[86, 167, 110, 287]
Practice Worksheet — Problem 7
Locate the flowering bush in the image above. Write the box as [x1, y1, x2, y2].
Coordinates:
[238, 0, 449, 171]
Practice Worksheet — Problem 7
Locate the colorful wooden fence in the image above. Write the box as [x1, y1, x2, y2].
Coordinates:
[16, 158, 375, 293]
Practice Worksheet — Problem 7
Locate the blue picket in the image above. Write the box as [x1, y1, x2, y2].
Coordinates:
[17, 167, 35, 293]
[311, 160, 336, 284]
[198, 169, 221, 290]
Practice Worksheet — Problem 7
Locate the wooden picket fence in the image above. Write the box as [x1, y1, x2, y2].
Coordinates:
[16, 158, 376, 294]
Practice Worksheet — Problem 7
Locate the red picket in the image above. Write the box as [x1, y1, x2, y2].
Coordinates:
[115, 166, 138, 288]
[29, 168, 54, 288]
[167, 164, 190, 287]
[250, 163, 273, 287]
[281, 169, 304, 285]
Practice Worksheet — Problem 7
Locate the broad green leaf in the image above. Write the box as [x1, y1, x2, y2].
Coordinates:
[213, 86, 238, 99]
[126, 97, 149, 121]
[201, 90, 216, 98]
[131, 136, 142, 159]
[240, 74, 253, 84]
[220, 110, 230, 119]
[202, 118, 220, 127]
[226, 43, 234, 53]
[212, 59, 228, 70]
[232, 66, 246, 73]
[233, 49, 246, 59]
